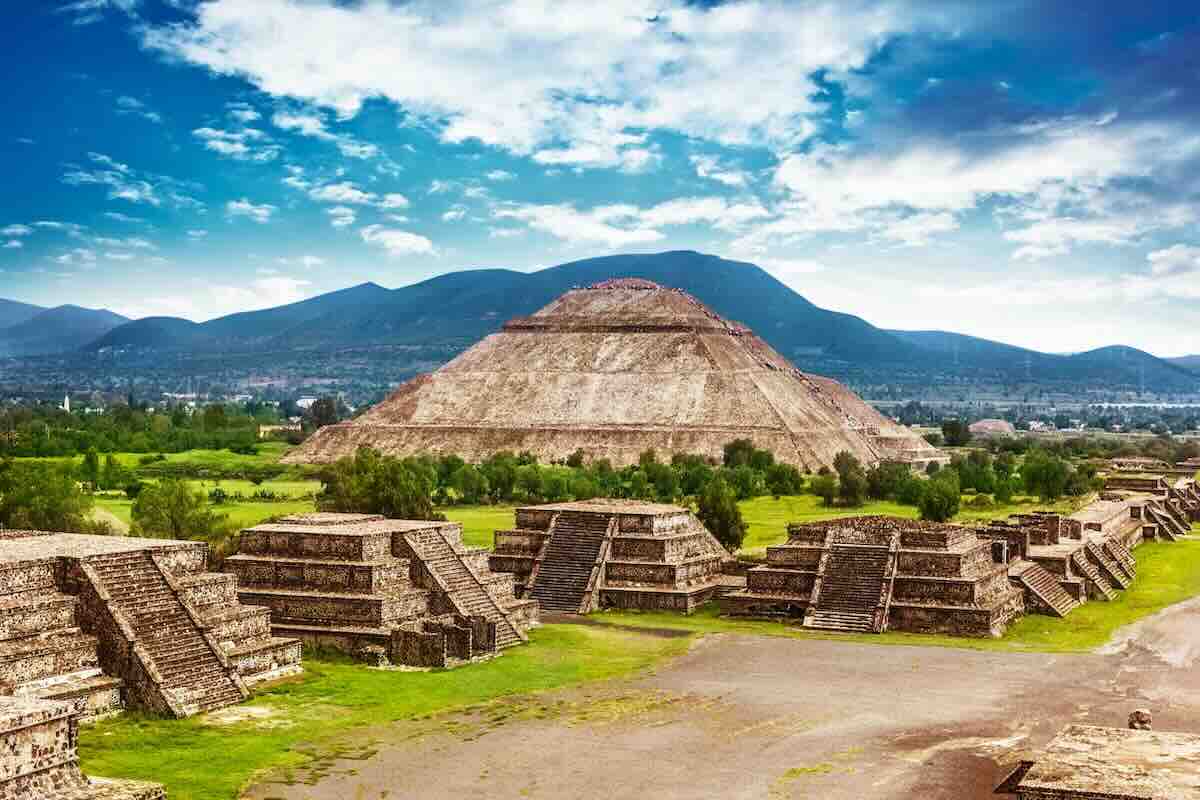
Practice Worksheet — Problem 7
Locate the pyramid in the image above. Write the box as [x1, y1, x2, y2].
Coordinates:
[285, 279, 943, 470]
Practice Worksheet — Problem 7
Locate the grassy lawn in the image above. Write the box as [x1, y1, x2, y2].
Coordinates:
[19, 442, 301, 477]
[443, 505, 518, 549]
[592, 536, 1200, 654]
[79, 624, 689, 800]
[94, 495, 316, 531]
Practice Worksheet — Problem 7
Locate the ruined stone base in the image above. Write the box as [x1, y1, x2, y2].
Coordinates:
[600, 584, 722, 614]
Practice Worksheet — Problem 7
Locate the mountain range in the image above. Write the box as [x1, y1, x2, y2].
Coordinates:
[2, 251, 1198, 394]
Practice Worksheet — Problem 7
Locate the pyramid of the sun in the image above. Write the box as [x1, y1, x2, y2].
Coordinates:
[285, 279, 943, 471]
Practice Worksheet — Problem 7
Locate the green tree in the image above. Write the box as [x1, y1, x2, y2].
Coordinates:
[696, 475, 747, 553]
[449, 464, 489, 505]
[317, 447, 443, 520]
[811, 473, 838, 507]
[765, 463, 804, 497]
[131, 478, 228, 539]
[0, 460, 99, 533]
[919, 471, 960, 522]
[866, 461, 910, 500]
[308, 397, 339, 430]
[1021, 450, 1070, 501]
[832, 451, 867, 507]
[941, 419, 972, 447]
[78, 447, 101, 492]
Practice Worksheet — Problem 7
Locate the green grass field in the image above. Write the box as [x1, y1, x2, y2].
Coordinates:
[79, 625, 690, 800]
[19, 442, 296, 474]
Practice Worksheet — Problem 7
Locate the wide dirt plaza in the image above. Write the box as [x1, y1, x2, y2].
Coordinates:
[239, 596, 1200, 800]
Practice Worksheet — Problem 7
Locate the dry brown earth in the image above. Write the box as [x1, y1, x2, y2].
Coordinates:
[242, 598, 1200, 800]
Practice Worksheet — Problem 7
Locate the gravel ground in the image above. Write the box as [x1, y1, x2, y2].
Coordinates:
[243, 599, 1200, 800]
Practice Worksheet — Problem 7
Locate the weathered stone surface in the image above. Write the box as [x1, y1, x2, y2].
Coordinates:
[285, 280, 944, 471]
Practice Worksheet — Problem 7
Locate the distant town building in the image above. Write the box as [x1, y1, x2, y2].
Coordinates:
[295, 397, 319, 411]
[258, 422, 302, 439]
[61, 393, 70, 413]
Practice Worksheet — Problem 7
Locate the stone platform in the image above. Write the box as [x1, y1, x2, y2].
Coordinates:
[490, 500, 734, 614]
[722, 516, 1024, 637]
[0, 696, 164, 799]
[228, 513, 537, 668]
[0, 532, 301, 719]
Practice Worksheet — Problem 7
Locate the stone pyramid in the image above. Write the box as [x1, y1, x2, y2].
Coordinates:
[285, 278, 942, 470]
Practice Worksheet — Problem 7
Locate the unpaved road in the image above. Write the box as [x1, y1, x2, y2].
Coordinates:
[243, 600, 1200, 800]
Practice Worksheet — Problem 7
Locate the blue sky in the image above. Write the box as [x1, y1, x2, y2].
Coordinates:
[2, 1, 1198, 355]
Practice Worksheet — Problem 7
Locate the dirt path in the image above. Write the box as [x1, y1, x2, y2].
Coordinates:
[242, 600, 1200, 800]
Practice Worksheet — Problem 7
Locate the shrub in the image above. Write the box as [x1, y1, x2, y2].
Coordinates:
[697, 475, 747, 553]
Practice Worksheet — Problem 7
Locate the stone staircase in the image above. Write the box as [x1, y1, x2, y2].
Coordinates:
[803, 544, 893, 633]
[1071, 551, 1116, 600]
[86, 551, 246, 717]
[0, 592, 124, 721]
[1146, 503, 1185, 541]
[529, 511, 613, 614]
[1009, 559, 1080, 617]
[406, 528, 527, 649]
[1102, 539, 1137, 582]
[1085, 541, 1130, 590]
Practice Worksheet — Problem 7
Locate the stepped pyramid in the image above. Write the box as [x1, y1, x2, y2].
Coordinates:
[490, 500, 734, 614]
[227, 513, 537, 668]
[0, 532, 301, 720]
[285, 279, 944, 471]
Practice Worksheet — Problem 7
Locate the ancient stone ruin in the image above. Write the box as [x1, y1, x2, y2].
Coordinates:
[489, 500, 734, 613]
[284, 279, 944, 472]
[721, 516, 1024, 636]
[0, 696, 164, 799]
[227, 513, 537, 668]
[0, 532, 300, 720]
[995, 722, 1200, 798]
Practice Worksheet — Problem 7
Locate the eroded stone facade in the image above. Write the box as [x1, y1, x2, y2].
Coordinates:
[227, 513, 537, 668]
[490, 500, 735, 614]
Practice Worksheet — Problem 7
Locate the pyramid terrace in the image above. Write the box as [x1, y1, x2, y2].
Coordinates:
[489, 500, 735, 614]
[227, 513, 537, 668]
[0, 531, 300, 721]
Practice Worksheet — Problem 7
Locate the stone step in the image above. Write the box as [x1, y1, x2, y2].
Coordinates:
[1086, 542, 1130, 590]
[1072, 552, 1117, 600]
[804, 610, 876, 632]
[1011, 560, 1080, 618]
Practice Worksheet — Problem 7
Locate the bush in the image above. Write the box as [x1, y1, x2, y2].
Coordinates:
[696, 475, 747, 553]
[919, 472, 960, 522]
[811, 473, 837, 507]
[317, 447, 444, 521]
[132, 478, 229, 540]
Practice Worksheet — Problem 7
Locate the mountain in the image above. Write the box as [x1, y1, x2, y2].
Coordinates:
[101, 252, 919, 366]
[1169, 355, 1200, 371]
[0, 305, 128, 357]
[0, 298, 46, 329]
[89, 282, 393, 352]
[72, 250, 1200, 394]
[888, 331, 1198, 392]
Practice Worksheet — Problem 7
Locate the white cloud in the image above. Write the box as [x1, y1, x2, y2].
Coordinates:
[276, 254, 326, 269]
[767, 116, 1200, 256]
[212, 277, 312, 313]
[494, 204, 663, 249]
[115, 95, 163, 124]
[488, 227, 525, 239]
[272, 110, 379, 159]
[60, 153, 202, 210]
[690, 154, 750, 188]
[226, 198, 277, 223]
[428, 180, 454, 194]
[360, 224, 435, 256]
[326, 206, 356, 228]
[193, 126, 281, 161]
[485, 170, 515, 182]
[226, 102, 261, 123]
[381, 193, 409, 209]
[105, 251, 136, 261]
[186, 229, 208, 239]
[1, 224, 33, 237]
[308, 181, 375, 205]
[58, 0, 138, 26]
[2, 240, 22, 249]
[1148, 244, 1200, 277]
[93, 236, 155, 249]
[54, 247, 97, 265]
[103, 212, 144, 224]
[441, 206, 467, 222]
[495, 195, 768, 248]
[143, 0, 934, 169]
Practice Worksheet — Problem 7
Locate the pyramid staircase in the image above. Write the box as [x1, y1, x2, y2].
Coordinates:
[529, 511, 614, 614]
[1009, 559, 1080, 617]
[803, 537, 896, 634]
[1101, 539, 1137, 583]
[1085, 541, 1130, 590]
[404, 527, 527, 649]
[1146, 503, 1185, 541]
[1071, 551, 1117, 600]
[84, 551, 247, 717]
